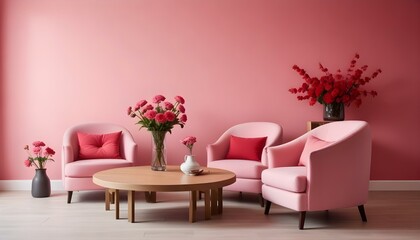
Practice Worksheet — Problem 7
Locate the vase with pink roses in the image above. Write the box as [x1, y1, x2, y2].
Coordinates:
[127, 95, 188, 171]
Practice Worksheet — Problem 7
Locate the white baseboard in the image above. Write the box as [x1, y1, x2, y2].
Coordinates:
[0, 180, 64, 191]
[0, 180, 419, 191]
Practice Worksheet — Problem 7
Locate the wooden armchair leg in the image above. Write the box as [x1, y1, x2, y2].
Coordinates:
[358, 205, 367, 222]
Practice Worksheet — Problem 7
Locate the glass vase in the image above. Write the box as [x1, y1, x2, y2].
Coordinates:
[151, 131, 167, 171]
[323, 102, 345, 121]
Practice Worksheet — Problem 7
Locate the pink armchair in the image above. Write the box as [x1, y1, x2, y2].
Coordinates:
[207, 122, 283, 206]
[262, 120, 371, 229]
[62, 123, 139, 203]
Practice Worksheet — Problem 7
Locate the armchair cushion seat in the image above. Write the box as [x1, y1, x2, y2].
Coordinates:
[64, 159, 133, 178]
[262, 166, 307, 193]
[208, 159, 267, 179]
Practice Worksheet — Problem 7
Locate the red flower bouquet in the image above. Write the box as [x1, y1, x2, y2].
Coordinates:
[289, 54, 381, 107]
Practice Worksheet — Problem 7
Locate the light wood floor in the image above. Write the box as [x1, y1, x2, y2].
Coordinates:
[0, 190, 419, 240]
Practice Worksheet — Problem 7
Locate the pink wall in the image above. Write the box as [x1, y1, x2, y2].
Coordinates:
[1, 0, 419, 181]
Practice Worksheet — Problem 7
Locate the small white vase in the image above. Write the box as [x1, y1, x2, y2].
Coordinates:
[180, 155, 201, 175]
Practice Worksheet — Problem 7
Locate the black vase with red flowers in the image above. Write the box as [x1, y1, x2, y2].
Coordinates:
[289, 53, 381, 121]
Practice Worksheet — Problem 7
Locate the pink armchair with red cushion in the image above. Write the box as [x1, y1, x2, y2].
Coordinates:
[207, 122, 283, 206]
[62, 123, 139, 203]
[262, 120, 371, 229]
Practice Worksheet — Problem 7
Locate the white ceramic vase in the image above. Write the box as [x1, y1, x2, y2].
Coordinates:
[180, 155, 201, 175]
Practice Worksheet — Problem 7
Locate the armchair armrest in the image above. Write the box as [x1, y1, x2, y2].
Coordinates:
[62, 145, 75, 165]
[207, 140, 229, 163]
[267, 135, 307, 168]
[123, 138, 139, 165]
[61, 145, 74, 181]
[307, 128, 371, 211]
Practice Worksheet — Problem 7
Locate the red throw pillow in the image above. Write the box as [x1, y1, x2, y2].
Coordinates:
[225, 135, 268, 161]
[298, 135, 333, 166]
[77, 131, 122, 160]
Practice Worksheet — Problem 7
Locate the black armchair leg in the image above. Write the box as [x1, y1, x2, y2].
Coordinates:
[358, 205, 367, 222]
[67, 191, 73, 204]
[264, 200, 271, 215]
[299, 211, 306, 230]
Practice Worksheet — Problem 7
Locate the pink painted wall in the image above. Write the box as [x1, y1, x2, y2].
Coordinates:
[1, 0, 419, 181]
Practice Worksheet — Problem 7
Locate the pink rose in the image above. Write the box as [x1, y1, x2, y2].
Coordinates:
[163, 102, 174, 110]
[181, 136, 197, 146]
[127, 106, 133, 115]
[144, 110, 157, 120]
[136, 100, 147, 108]
[144, 104, 154, 111]
[33, 147, 41, 154]
[164, 111, 176, 122]
[152, 95, 166, 103]
[155, 113, 167, 123]
[24, 159, 31, 167]
[180, 114, 187, 123]
[174, 96, 185, 104]
[33, 141, 45, 147]
[178, 105, 185, 113]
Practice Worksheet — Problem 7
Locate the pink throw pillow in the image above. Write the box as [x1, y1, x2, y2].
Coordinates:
[77, 131, 122, 160]
[299, 135, 332, 166]
[225, 135, 267, 161]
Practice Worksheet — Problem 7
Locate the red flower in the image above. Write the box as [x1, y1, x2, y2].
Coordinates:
[33, 141, 45, 147]
[155, 113, 167, 123]
[44, 147, 55, 156]
[144, 110, 157, 120]
[163, 102, 174, 110]
[174, 95, 185, 104]
[164, 111, 176, 122]
[289, 53, 381, 107]
[180, 114, 187, 123]
[152, 95, 166, 104]
[178, 104, 185, 113]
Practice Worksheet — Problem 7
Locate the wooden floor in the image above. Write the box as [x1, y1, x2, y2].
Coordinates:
[0, 190, 419, 240]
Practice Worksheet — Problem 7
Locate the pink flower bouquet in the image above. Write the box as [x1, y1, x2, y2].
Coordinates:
[181, 136, 197, 155]
[24, 141, 55, 169]
[127, 95, 187, 132]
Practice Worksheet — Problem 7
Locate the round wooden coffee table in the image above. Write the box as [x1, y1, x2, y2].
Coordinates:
[93, 165, 236, 223]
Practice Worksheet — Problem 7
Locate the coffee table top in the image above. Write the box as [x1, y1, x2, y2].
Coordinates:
[93, 165, 236, 192]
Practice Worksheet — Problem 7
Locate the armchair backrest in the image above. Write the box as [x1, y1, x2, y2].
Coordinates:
[62, 123, 136, 161]
[215, 122, 283, 165]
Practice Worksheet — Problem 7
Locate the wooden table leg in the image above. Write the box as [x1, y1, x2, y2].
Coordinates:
[217, 188, 223, 214]
[145, 191, 157, 203]
[189, 190, 197, 223]
[210, 188, 223, 215]
[204, 189, 211, 220]
[128, 191, 135, 223]
[115, 189, 120, 219]
[210, 188, 218, 215]
[105, 189, 111, 211]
